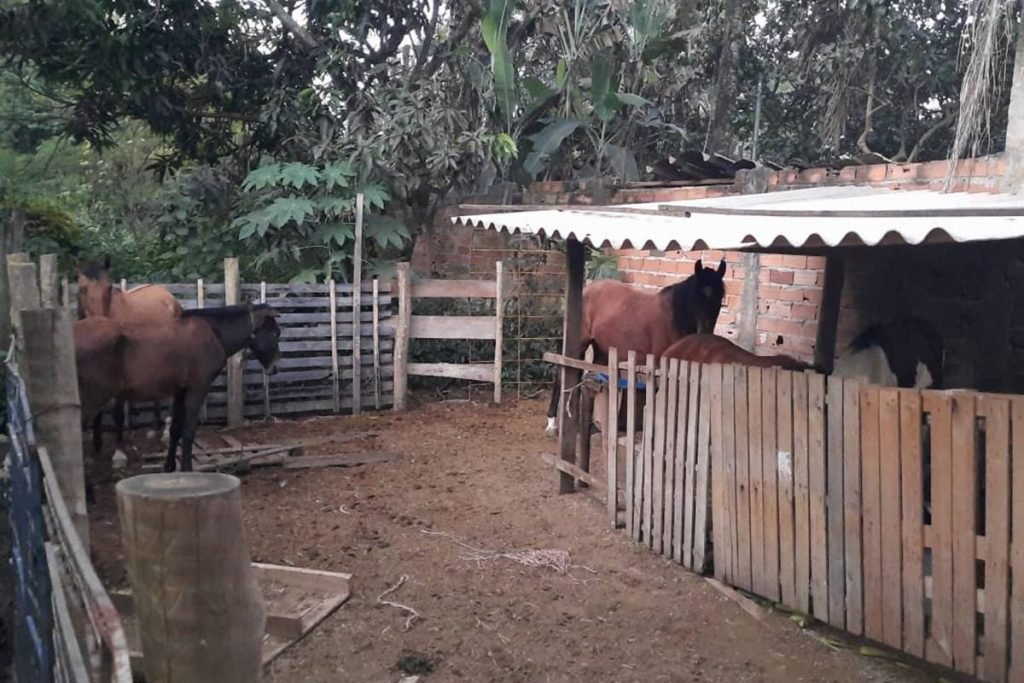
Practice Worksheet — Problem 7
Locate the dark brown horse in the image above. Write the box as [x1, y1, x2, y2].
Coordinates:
[546, 259, 726, 436]
[661, 333, 812, 371]
[76, 303, 280, 478]
[77, 256, 183, 459]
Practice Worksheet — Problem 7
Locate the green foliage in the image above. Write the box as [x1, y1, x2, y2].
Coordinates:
[586, 247, 620, 281]
[233, 160, 407, 282]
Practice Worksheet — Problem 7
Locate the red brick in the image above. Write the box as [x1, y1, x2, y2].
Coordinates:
[799, 168, 828, 184]
[858, 164, 888, 182]
[769, 269, 795, 285]
[723, 280, 743, 296]
[807, 256, 827, 269]
[781, 255, 808, 269]
[759, 317, 805, 336]
[761, 254, 785, 267]
[918, 160, 951, 180]
[791, 303, 819, 321]
[793, 269, 818, 287]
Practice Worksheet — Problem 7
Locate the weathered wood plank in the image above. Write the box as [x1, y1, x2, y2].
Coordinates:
[411, 278, 499, 299]
[410, 314, 497, 340]
[1009, 398, 1024, 681]
[808, 374, 829, 623]
[899, 390, 926, 659]
[843, 380, 863, 636]
[825, 376, 845, 629]
[776, 370, 796, 608]
[924, 392, 954, 668]
[406, 362, 495, 383]
[791, 371, 811, 615]
[682, 362, 701, 569]
[672, 361, 691, 564]
[539, 454, 607, 494]
[734, 365, 753, 592]
[879, 389, 903, 650]
[709, 363, 728, 581]
[652, 357, 669, 554]
[282, 452, 399, 469]
[663, 359, 680, 555]
[692, 364, 712, 573]
[950, 393, 977, 675]
[606, 348, 620, 529]
[860, 388, 883, 641]
[980, 396, 1010, 683]
[626, 351, 639, 539]
[747, 367, 765, 596]
[761, 368, 780, 602]
[642, 354, 657, 546]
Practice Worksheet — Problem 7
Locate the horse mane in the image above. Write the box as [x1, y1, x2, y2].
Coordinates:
[182, 303, 274, 319]
[660, 281, 695, 335]
[79, 261, 108, 280]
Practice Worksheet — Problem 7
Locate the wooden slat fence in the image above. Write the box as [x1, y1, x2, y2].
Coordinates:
[68, 280, 396, 422]
[708, 368, 1024, 683]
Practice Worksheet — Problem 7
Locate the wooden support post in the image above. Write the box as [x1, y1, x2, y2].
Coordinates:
[737, 253, 761, 351]
[559, 238, 586, 494]
[116, 473, 266, 683]
[329, 279, 340, 413]
[22, 308, 89, 547]
[7, 257, 39, 353]
[493, 260, 504, 404]
[260, 281, 270, 417]
[393, 263, 411, 411]
[39, 253, 59, 308]
[814, 255, 845, 374]
[352, 194, 364, 415]
[120, 277, 132, 429]
[224, 258, 243, 427]
[61, 277, 70, 308]
[372, 279, 382, 410]
[606, 347, 620, 527]
[198, 278, 208, 423]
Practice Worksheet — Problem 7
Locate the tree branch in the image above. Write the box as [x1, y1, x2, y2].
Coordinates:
[908, 111, 957, 163]
[411, 0, 441, 77]
[264, 0, 319, 50]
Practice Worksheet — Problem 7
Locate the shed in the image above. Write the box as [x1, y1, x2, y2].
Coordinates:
[452, 170, 1024, 682]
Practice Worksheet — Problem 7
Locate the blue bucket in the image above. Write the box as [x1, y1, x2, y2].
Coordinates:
[589, 371, 646, 392]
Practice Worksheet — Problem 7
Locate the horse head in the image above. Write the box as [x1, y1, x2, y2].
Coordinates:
[76, 255, 114, 317]
[248, 304, 281, 374]
[666, 259, 727, 335]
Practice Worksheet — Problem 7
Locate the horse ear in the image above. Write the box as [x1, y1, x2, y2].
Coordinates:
[717, 260, 726, 276]
[694, 259, 703, 273]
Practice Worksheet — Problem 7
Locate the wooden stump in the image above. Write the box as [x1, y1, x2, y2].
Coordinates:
[116, 473, 266, 683]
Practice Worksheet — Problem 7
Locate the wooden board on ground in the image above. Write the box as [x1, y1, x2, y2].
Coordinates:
[112, 562, 352, 678]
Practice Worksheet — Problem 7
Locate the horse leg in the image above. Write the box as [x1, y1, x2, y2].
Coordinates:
[177, 392, 208, 473]
[545, 374, 561, 438]
[112, 398, 128, 470]
[163, 392, 186, 473]
[86, 411, 104, 505]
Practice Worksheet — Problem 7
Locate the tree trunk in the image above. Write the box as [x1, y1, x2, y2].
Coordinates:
[0, 208, 27, 346]
[116, 473, 266, 683]
[1003, 22, 1024, 192]
[706, 0, 742, 153]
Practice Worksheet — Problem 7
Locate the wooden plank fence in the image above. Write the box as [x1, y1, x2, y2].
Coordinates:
[67, 279, 396, 423]
[545, 347, 1024, 682]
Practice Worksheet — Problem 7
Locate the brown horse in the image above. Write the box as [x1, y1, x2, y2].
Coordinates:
[660, 333, 812, 371]
[76, 303, 280, 480]
[77, 256, 183, 458]
[546, 259, 727, 436]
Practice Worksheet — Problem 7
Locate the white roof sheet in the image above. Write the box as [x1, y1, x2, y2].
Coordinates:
[453, 185, 1024, 251]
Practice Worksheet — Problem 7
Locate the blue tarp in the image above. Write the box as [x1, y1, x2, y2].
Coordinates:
[589, 371, 646, 391]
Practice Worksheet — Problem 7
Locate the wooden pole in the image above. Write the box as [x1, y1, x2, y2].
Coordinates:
[198, 278, 208, 424]
[7, 257, 40, 353]
[559, 238, 586, 494]
[493, 261, 504, 405]
[61, 277, 70, 308]
[120, 277, 132, 429]
[39, 253, 59, 308]
[116, 473, 266, 683]
[352, 193, 364, 415]
[393, 263, 411, 411]
[224, 258, 243, 427]
[329, 279, 340, 413]
[260, 281, 270, 417]
[606, 346, 620, 528]
[1003, 26, 1024, 192]
[22, 308, 89, 547]
[813, 254, 845, 374]
[372, 278, 381, 410]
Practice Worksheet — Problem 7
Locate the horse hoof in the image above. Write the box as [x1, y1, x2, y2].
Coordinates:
[545, 417, 558, 438]
[112, 450, 128, 470]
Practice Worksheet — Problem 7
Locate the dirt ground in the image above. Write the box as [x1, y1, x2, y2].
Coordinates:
[87, 398, 945, 683]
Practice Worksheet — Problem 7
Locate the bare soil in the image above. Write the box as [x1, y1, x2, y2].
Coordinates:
[88, 398, 943, 683]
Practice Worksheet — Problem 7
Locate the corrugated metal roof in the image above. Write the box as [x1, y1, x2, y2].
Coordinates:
[453, 185, 1024, 252]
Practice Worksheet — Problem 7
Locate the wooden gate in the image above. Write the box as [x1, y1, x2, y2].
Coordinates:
[710, 368, 1024, 683]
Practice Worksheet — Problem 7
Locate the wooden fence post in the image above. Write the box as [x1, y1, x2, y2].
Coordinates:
[7, 256, 40, 353]
[329, 279, 340, 413]
[39, 253, 59, 308]
[224, 257, 243, 427]
[22, 308, 90, 548]
[493, 261, 504, 404]
[116, 473, 266, 683]
[559, 239, 586, 494]
[352, 193, 364, 415]
[372, 279, 381, 410]
[260, 281, 270, 418]
[393, 263, 411, 411]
